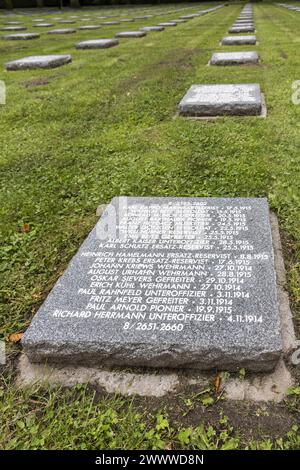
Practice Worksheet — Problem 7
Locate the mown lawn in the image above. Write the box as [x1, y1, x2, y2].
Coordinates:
[0, 2, 300, 449]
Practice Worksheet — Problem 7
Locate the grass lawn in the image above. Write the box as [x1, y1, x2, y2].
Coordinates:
[0, 2, 300, 450]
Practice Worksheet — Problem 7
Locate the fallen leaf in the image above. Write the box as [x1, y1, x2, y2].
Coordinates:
[22, 223, 30, 233]
[8, 332, 23, 343]
[214, 374, 222, 394]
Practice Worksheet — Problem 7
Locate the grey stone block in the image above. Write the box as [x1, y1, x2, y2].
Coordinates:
[59, 20, 76, 24]
[102, 21, 120, 26]
[6, 54, 72, 71]
[140, 26, 164, 32]
[22, 197, 282, 372]
[221, 35, 257, 46]
[229, 26, 255, 33]
[3, 33, 40, 40]
[48, 29, 77, 35]
[33, 23, 54, 28]
[157, 22, 177, 27]
[78, 25, 102, 30]
[178, 83, 263, 117]
[76, 39, 119, 49]
[210, 51, 259, 66]
[0, 26, 27, 31]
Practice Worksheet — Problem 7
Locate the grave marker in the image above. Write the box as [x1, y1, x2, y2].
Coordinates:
[178, 84, 263, 117]
[22, 197, 282, 372]
[6, 55, 72, 71]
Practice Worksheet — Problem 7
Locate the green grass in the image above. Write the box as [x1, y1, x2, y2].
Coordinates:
[0, 2, 300, 449]
[0, 376, 300, 450]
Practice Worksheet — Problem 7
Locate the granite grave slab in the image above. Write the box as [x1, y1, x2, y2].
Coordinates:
[221, 35, 256, 46]
[76, 39, 119, 49]
[157, 22, 177, 27]
[229, 26, 255, 33]
[3, 33, 40, 40]
[48, 29, 77, 34]
[33, 23, 54, 28]
[0, 26, 27, 31]
[22, 197, 282, 372]
[6, 54, 72, 71]
[210, 51, 259, 66]
[178, 84, 263, 117]
[78, 25, 102, 30]
[140, 26, 164, 32]
[115, 31, 146, 38]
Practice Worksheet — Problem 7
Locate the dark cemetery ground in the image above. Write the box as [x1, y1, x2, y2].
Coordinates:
[0, 2, 300, 449]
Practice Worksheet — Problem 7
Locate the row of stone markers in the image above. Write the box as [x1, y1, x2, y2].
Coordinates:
[178, 4, 264, 118]
[4, 6, 224, 70]
[21, 4, 285, 376]
[276, 3, 300, 12]
[210, 4, 258, 66]
[1, 5, 224, 42]
[0, 4, 223, 37]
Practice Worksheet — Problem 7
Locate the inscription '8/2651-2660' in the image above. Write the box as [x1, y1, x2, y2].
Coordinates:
[22, 197, 282, 372]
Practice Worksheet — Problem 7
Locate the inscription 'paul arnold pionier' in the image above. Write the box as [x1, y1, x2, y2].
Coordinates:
[22, 197, 282, 371]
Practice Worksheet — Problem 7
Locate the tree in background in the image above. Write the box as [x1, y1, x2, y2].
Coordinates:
[3, 0, 14, 8]
[70, 0, 81, 7]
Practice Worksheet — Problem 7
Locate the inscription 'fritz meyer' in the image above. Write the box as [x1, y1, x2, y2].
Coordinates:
[22, 197, 283, 371]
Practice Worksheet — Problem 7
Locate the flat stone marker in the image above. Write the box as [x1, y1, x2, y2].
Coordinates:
[3, 33, 40, 40]
[59, 20, 76, 24]
[79, 25, 102, 30]
[178, 84, 263, 117]
[33, 23, 54, 28]
[4, 21, 23, 25]
[210, 51, 259, 66]
[48, 29, 77, 35]
[102, 21, 120, 25]
[157, 22, 177, 27]
[229, 26, 255, 33]
[6, 54, 72, 71]
[233, 23, 254, 28]
[76, 39, 119, 50]
[235, 19, 254, 23]
[0, 26, 27, 31]
[115, 31, 146, 38]
[22, 197, 282, 372]
[222, 35, 256, 46]
[140, 26, 164, 32]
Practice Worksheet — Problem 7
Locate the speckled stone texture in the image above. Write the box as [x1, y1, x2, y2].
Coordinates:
[140, 26, 164, 32]
[102, 21, 120, 25]
[79, 25, 102, 30]
[76, 39, 119, 49]
[3, 33, 40, 40]
[178, 84, 263, 117]
[229, 26, 255, 33]
[115, 31, 146, 38]
[157, 22, 177, 27]
[0, 26, 27, 31]
[6, 55, 72, 71]
[33, 23, 54, 28]
[22, 197, 282, 372]
[221, 35, 257, 46]
[48, 29, 77, 35]
[210, 52, 259, 66]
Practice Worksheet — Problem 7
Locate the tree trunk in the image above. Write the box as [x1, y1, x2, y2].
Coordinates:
[70, 0, 81, 7]
[4, 0, 14, 9]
